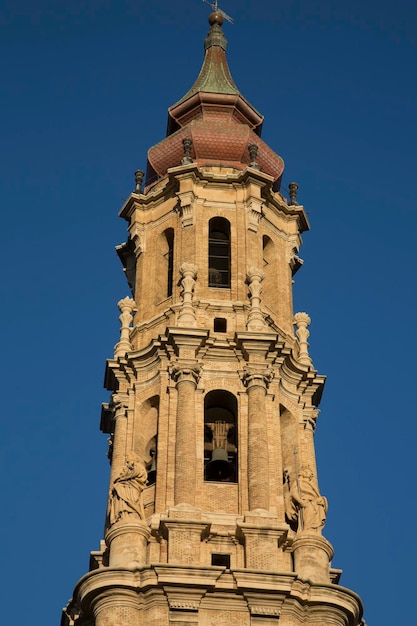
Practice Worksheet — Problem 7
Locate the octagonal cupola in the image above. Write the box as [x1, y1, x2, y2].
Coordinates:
[146, 11, 285, 190]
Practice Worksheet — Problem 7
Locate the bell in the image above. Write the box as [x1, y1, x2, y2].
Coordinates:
[147, 459, 156, 486]
[205, 448, 234, 481]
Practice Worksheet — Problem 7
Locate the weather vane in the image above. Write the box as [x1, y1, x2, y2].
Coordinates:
[202, 0, 234, 23]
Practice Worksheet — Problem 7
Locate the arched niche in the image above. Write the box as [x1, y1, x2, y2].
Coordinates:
[204, 390, 238, 482]
[208, 217, 231, 288]
[155, 228, 174, 301]
[279, 404, 298, 475]
[134, 395, 159, 483]
[263, 234, 276, 307]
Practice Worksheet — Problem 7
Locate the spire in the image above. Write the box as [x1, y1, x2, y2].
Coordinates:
[146, 11, 284, 191]
[166, 12, 263, 136]
[174, 12, 240, 105]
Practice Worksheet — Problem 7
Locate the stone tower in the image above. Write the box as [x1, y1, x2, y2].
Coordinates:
[62, 10, 365, 626]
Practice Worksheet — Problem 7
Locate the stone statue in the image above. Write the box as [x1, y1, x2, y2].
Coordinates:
[284, 466, 327, 533]
[283, 469, 298, 529]
[109, 453, 147, 525]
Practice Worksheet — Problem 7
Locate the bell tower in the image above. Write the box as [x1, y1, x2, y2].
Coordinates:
[63, 10, 365, 626]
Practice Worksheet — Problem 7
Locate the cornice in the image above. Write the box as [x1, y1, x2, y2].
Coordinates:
[119, 176, 178, 220]
[280, 353, 326, 408]
[263, 185, 310, 233]
[74, 561, 362, 626]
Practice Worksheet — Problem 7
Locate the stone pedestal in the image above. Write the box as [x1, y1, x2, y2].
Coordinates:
[92, 590, 141, 626]
[161, 504, 210, 566]
[292, 533, 334, 583]
[105, 521, 150, 568]
[237, 510, 289, 571]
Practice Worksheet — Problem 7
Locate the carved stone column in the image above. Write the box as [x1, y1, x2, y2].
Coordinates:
[302, 409, 319, 479]
[292, 534, 334, 583]
[114, 297, 136, 358]
[243, 367, 273, 511]
[109, 393, 128, 484]
[294, 312, 312, 366]
[106, 521, 150, 568]
[177, 263, 198, 327]
[171, 363, 201, 505]
[246, 267, 266, 331]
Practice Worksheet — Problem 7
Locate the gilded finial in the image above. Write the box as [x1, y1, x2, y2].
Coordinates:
[203, 0, 234, 24]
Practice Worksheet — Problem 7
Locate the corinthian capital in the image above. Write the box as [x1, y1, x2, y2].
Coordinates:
[170, 362, 202, 386]
[111, 393, 128, 417]
[242, 366, 274, 390]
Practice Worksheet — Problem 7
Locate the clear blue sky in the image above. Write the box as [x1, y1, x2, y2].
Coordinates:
[1, 1, 416, 624]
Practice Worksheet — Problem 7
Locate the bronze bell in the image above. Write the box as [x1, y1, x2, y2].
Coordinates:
[205, 448, 234, 481]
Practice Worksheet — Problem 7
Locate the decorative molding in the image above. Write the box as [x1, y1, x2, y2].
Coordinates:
[128, 221, 145, 256]
[176, 190, 195, 227]
[303, 409, 319, 432]
[246, 199, 263, 232]
[111, 392, 128, 416]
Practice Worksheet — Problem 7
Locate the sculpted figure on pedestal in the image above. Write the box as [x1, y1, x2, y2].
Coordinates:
[284, 466, 327, 533]
[109, 453, 147, 525]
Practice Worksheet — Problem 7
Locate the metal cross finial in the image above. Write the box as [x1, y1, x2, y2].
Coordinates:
[202, 0, 234, 23]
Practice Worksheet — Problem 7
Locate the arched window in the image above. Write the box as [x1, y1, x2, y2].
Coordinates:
[263, 235, 274, 267]
[204, 390, 237, 482]
[208, 217, 230, 288]
[165, 228, 174, 297]
[280, 404, 298, 531]
[263, 235, 275, 285]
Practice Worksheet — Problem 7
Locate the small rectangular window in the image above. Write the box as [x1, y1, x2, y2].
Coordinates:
[214, 318, 227, 333]
[211, 553, 231, 568]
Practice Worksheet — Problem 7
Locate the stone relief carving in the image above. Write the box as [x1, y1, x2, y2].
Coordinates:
[284, 466, 327, 533]
[109, 453, 147, 526]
